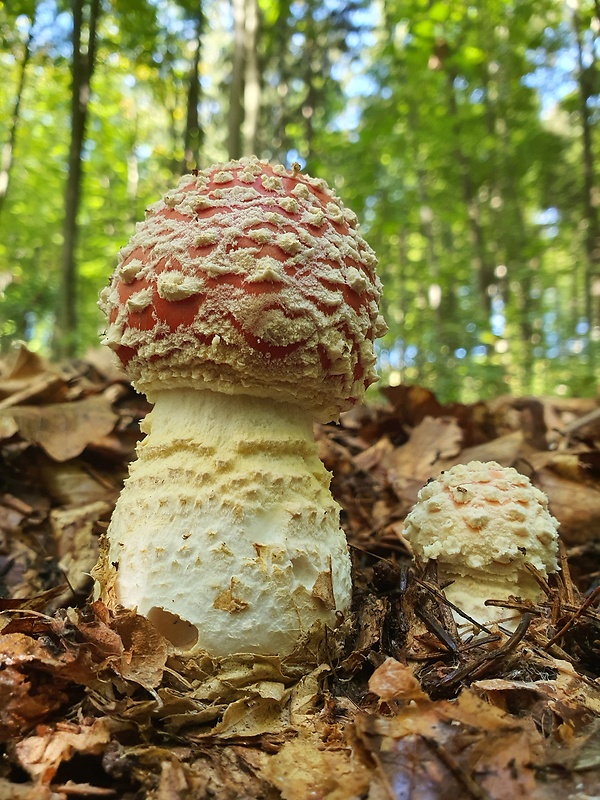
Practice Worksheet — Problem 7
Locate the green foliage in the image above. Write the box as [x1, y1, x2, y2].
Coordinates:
[0, 0, 597, 401]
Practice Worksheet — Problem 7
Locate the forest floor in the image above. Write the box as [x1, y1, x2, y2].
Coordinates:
[0, 344, 598, 800]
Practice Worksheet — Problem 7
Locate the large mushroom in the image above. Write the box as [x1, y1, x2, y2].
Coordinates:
[94, 156, 386, 660]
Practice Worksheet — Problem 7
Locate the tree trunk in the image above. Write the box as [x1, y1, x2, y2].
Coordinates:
[228, 0, 260, 160]
[273, 1, 291, 162]
[0, 10, 35, 218]
[242, 0, 259, 156]
[302, 2, 317, 166]
[228, 0, 245, 159]
[445, 71, 493, 315]
[57, 0, 101, 358]
[182, 3, 204, 173]
[573, 5, 600, 370]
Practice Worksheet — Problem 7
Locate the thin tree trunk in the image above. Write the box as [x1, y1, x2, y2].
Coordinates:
[573, 5, 600, 368]
[302, 3, 317, 165]
[242, 0, 259, 156]
[0, 11, 35, 218]
[57, 0, 101, 357]
[228, 0, 245, 159]
[445, 72, 493, 315]
[127, 112, 139, 225]
[182, 3, 204, 173]
[273, 1, 291, 162]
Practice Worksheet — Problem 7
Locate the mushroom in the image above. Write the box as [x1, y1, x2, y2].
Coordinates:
[403, 461, 560, 628]
[93, 156, 387, 659]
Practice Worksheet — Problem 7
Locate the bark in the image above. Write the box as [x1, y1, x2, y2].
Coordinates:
[228, 0, 260, 160]
[181, 3, 204, 173]
[242, 0, 259, 156]
[127, 113, 139, 226]
[228, 0, 245, 159]
[0, 11, 35, 218]
[273, 1, 291, 161]
[573, 6, 600, 367]
[445, 71, 493, 316]
[302, 4, 317, 165]
[57, 0, 101, 357]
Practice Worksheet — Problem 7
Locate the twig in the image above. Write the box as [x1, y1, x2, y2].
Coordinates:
[562, 405, 600, 438]
[0, 373, 62, 410]
[415, 578, 495, 635]
[423, 735, 492, 800]
[415, 606, 460, 654]
[544, 584, 600, 649]
[439, 614, 532, 690]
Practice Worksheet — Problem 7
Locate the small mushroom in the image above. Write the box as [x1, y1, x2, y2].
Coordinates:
[403, 460, 560, 627]
[93, 157, 387, 660]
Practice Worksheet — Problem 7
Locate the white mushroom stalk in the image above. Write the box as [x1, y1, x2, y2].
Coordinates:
[403, 461, 560, 628]
[93, 157, 387, 659]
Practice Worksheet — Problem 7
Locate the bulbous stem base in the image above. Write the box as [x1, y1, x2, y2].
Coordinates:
[94, 388, 352, 658]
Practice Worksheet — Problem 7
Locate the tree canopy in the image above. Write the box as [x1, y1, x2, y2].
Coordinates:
[0, 0, 598, 401]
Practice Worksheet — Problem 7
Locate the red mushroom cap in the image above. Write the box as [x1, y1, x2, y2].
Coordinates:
[99, 157, 387, 421]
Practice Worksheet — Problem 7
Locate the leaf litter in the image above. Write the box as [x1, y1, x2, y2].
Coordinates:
[0, 344, 598, 798]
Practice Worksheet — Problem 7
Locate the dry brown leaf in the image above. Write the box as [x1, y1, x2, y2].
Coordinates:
[470, 729, 540, 799]
[0, 664, 68, 742]
[0, 413, 18, 439]
[387, 416, 463, 483]
[155, 758, 194, 799]
[69, 602, 125, 664]
[14, 719, 111, 784]
[262, 730, 371, 800]
[0, 777, 62, 799]
[435, 430, 525, 472]
[39, 459, 119, 506]
[112, 610, 169, 689]
[530, 464, 600, 544]
[355, 687, 545, 800]
[0, 632, 96, 740]
[473, 661, 600, 726]
[51, 501, 112, 595]
[209, 693, 290, 738]
[311, 565, 336, 609]
[368, 657, 428, 703]
[370, 732, 459, 800]
[0, 396, 118, 461]
[352, 435, 395, 473]
[0, 345, 62, 406]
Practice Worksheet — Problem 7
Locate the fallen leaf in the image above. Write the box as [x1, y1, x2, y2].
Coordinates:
[368, 657, 428, 703]
[262, 730, 371, 800]
[530, 463, 600, 544]
[39, 459, 119, 506]
[387, 416, 463, 483]
[51, 501, 112, 595]
[435, 430, 525, 472]
[0, 345, 63, 406]
[112, 609, 169, 689]
[0, 777, 61, 799]
[0, 665, 68, 742]
[0, 396, 118, 461]
[355, 687, 546, 800]
[14, 719, 111, 784]
[0, 632, 94, 740]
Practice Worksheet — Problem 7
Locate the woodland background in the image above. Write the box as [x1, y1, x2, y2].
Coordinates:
[0, 0, 599, 402]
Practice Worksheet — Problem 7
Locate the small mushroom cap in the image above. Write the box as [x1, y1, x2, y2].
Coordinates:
[100, 157, 387, 421]
[403, 460, 560, 579]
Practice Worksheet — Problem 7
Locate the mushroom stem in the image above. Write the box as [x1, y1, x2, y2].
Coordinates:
[441, 571, 541, 627]
[95, 387, 352, 657]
